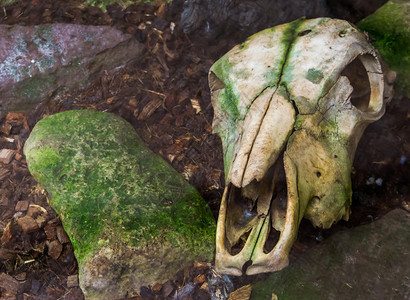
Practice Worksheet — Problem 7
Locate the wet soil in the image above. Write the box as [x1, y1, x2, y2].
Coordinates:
[0, 1, 409, 299]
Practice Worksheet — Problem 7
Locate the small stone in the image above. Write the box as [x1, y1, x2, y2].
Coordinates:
[47, 240, 63, 259]
[56, 226, 71, 244]
[67, 275, 79, 288]
[44, 224, 57, 240]
[0, 273, 19, 293]
[0, 149, 15, 164]
[17, 216, 39, 233]
[15, 200, 29, 212]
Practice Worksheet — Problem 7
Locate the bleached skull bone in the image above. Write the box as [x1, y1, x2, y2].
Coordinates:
[209, 18, 395, 276]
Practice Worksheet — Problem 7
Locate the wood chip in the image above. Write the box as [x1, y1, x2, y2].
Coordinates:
[0, 168, 10, 181]
[193, 274, 207, 285]
[17, 216, 39, 233]
[0, 248, 15, 260]
[0, 273, 20, 293]
[44, 224, 57, 240]
[47, 240, 63, 260]
[137, 97, 162, 120]
[190, 98, 201, 114]
[152, 282, 162, 293]
[67, 275, 79, 288]
[56, 226, 71, 244]
[15, 200, 29, 212]
[0, 149, 15, 164]
[35, 215, 47, 228]
[0, 221, 13, 247]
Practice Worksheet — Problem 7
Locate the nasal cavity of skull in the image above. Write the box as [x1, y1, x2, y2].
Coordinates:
[341, 55, 371, 111]
[264, 160, 287, 253]
[263, 227, 281, 253]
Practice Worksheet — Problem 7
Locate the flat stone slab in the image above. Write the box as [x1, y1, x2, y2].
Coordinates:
[0, 24, 144, 119]
[24, 110, 216, 299]
[250, 209, 410, 299]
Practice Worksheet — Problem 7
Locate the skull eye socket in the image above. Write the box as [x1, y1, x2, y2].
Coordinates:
[341, 54, 383, 113]
[341, 56, 371, 111]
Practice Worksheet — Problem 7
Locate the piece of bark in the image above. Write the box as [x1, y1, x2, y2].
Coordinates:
[56, 226, 71, 244]
[17, 216, 39, 233]
[67, 275, 79, 288]
[0, 149, 15, 164]
[44, 223, 57, 240]
[0, 248, 15, 260]
[15, 200, 29, 212]
[47, 240, 63, 260]
[0, 168, 10, 181]
[0, 273, 20, 293]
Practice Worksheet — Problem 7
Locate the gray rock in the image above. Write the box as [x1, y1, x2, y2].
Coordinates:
[0, 24, 144, 120]
[251, 208, 410, 299]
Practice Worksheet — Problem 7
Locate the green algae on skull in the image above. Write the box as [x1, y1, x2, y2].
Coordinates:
[209, 18, 394, 276]
[24, 110, 215, 298]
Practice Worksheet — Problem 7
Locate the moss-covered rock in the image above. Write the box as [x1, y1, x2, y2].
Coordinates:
[24, 110, 215, 299]
[250, 209, 410, 299]
[357, 0, 410, 97]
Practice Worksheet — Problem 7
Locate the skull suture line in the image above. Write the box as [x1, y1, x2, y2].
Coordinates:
[209, 18, 395, 276]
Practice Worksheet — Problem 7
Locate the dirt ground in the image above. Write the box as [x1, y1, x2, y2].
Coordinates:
[0, 1, 409, 299]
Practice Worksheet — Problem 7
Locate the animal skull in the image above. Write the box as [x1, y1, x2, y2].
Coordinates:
[209, 18, 395, 276]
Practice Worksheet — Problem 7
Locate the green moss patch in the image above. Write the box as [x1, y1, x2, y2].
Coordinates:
[357, 0, 410, 97]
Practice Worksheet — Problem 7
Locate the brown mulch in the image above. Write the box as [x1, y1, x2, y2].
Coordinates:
[0, 0, 409, 299]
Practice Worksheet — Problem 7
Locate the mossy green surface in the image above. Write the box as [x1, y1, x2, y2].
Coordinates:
[357, 0, 410, 97]
[24, 110, 216, 266]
